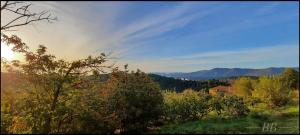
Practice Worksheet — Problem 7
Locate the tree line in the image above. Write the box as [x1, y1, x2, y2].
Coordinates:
[148, 74, 229, 93]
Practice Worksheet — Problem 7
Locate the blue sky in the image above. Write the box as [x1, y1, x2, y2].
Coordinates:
[2, 1, 299, 72]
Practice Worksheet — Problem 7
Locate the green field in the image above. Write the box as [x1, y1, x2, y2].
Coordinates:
[156, 105, 299, 134]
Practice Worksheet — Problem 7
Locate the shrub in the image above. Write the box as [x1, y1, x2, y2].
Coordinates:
[55, 89, 118, 134]
[232, 77, 256, 97]
[209, 95, 224, 118]
[163, 89, 212, 122]
[222, 95, 250, 117]
[244, 97, 261, 107]
[281, 68, 299, 89]
[252, 76, 292, 108]
[106, 70, 164, 133]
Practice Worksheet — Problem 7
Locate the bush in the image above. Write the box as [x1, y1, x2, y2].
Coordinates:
[209, 94, 249, 118]
[106, 70, 164, 133]
[232, 77, 256, 97]
[281, 68, 299, 89]
[56, 89, 117, 134]
[244, 97, 261, 107]
[222, 95, 250, 117]
[209, 95, 224, 118]
[253, 76, 292, 108]
[163, 89, 212, 122]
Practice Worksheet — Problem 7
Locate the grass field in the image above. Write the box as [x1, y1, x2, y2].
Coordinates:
[156, 105, 299, 134]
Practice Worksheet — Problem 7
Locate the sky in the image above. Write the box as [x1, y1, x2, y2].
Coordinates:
[1, 1, 299, 72]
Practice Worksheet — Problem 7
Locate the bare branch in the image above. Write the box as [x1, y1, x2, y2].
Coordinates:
[1, 1, 9, 10]
[6, 1, 23, 7]
[1, 1, 57, 31]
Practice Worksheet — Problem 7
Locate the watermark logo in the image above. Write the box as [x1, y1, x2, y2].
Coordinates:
[262, 122, 277, 132]
[246, 120, 299, 133]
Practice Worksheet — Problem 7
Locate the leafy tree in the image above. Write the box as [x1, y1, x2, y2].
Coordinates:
[1, 2, 128, 134]
[105, 69, 164, 133]
[53, 87, 118, 134]
[1, 39, 112, 133]
[253, 76, 292, 108]
[280, 68, 299, 90]
[232, 77, 256, 97]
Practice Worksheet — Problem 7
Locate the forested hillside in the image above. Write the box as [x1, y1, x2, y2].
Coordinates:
[155, 67, 299, 80]
[148, 74, 229, 92]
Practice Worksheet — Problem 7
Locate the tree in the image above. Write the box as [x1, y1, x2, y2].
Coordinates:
[1, 1, 57, 70]
[1, 1, 57, 58]
[1, 2, 58, 133]
[1, 1, 120, 134]
[1, 42, 112, 133]
[281, 68, 299, 90]
[253, 76, 292, 108]
[105, 69, 164, 133]
[232, 77, 256, 97]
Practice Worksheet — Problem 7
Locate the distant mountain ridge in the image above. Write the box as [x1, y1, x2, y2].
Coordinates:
[153, 67, 299, 80]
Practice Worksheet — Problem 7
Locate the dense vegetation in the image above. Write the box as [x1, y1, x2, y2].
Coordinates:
[1, 1, 298, 134]
[1, 36, 299, 133]
[158, 105, 299, 134]
[157, 68, 299, 134]
[2, 61, 298, 134]
[148, 74, 229, 92]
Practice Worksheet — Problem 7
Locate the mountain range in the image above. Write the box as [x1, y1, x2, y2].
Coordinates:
[153, 67, 299, 80]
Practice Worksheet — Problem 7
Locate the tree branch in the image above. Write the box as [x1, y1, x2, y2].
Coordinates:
[1, 1, 8, 10]
[1, 1, 57, 31]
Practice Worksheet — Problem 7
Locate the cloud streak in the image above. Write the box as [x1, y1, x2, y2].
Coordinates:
[2, 2, 298, 72]
[124, 44, 299, 72]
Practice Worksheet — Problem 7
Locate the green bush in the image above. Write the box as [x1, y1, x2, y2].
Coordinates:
[222, 95, 250, 117]
[55, 89, 117, 134]
[163, 89, 212, 122]
[106, 70, 164, 133]
[232, 77, 256, 97]
[253, 76, 292, 108]
[244, 97, 261, 107]
[209, 95, 224, 118]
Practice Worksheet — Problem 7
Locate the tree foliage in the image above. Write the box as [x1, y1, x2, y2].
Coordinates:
[252, 76, 292, 108]
[163, 89, 250, 122]
[149, 74, 229, 93]
[232, 77, 256, 97]
[280, 68, 299, 90]
[105, 69, 164, 133]
[163, 89, 212, 122]
[222, 95, 250, 117]
[1, 36, 112, 133]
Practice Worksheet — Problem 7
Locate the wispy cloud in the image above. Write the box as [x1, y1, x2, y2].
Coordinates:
[124, 44, 299, 72]
[2, 2, 298, 72]
[93, 3, 223, 54]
